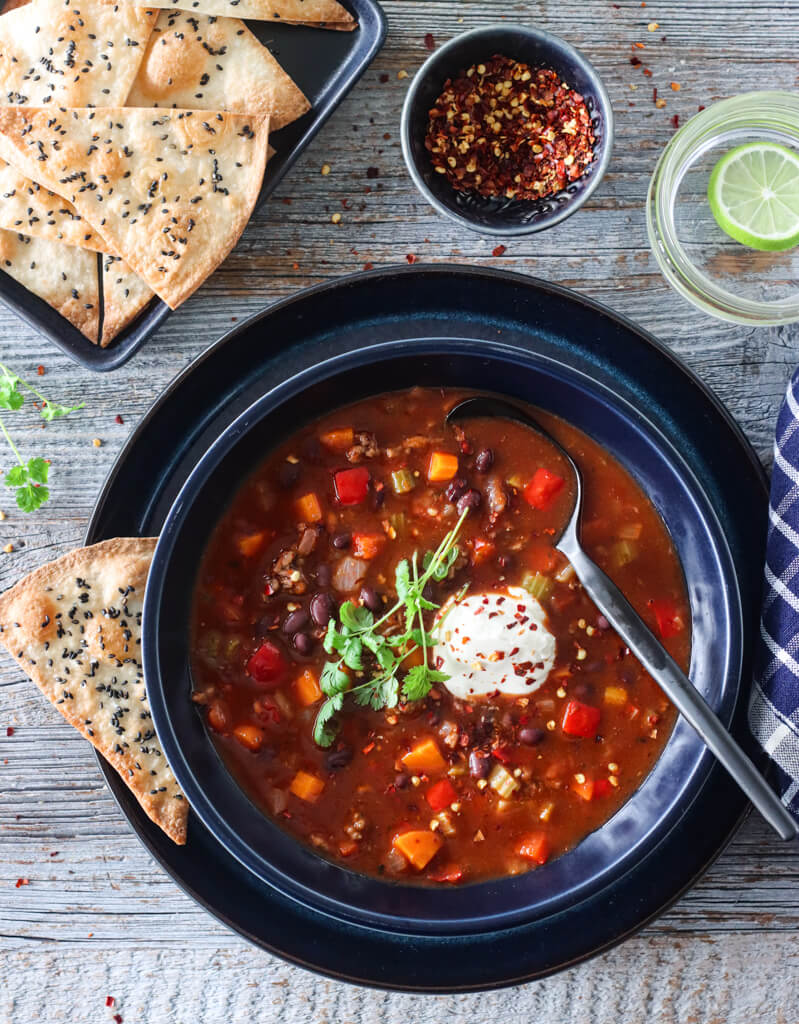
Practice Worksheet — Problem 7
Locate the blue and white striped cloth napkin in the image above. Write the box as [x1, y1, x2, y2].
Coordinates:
[750, 366, 799, 821]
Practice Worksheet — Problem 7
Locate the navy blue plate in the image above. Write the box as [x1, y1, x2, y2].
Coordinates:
[86, 266, 766, 990]
[0, 0, 386, 371]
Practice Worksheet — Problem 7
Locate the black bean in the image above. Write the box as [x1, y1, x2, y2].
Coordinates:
[302, 437, 324, 463]
[498, 554, 513, 570]
[475, 448, 494, 473]
[444, 477, 468, 503]
[370, 485, 385, 511]
[596, 614, 610, 631]
[277, 461, 300, 489]
[331, 531, 351, 550]
[315, 563, 332, 587]
[572, 681, 594, 700]
[394, 772, 409, 789]
[469, 750, 490, 779]
[310, 592, 335, 627]
[456, 488, 482, 515]
[256, 611, 280, 634]
[519, 726, 545, 746]
[422, 582, 435, 603]
[360, 585, 382, 613]
[282, 609, 309, 634]
[293, 632, 313, 655]
[325, 745, 353, 771]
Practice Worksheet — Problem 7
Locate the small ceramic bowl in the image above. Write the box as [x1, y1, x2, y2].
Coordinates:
[400, 25, 614, 237]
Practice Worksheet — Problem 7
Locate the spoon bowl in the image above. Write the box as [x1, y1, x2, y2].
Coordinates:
[447, 395, 797, 840]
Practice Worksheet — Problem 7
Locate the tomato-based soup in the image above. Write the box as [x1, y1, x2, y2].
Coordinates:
[191, 388, 689, 884]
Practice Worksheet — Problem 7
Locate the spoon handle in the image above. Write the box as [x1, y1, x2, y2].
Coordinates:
[563, 543, 798, 841]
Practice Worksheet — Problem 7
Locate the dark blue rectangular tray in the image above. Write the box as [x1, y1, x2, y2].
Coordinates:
[0, 0, 386, 371]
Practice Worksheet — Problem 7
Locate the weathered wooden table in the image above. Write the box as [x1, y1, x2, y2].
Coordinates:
[2, 2, 798, 1020]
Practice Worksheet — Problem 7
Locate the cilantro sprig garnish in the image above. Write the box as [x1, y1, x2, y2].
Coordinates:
[313, 509, 469, 747]
[0, 363, 85, 512]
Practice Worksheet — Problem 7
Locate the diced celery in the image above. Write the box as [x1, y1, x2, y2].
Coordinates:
[390, 511, 407, 536]
[506, 473, 526, 490]
[225, 636, 241, 658]
[522, 572, 553, 600]
[488, 763, 520, 799]
[391, 468, 416, 495]
[612, 539, 638, 568]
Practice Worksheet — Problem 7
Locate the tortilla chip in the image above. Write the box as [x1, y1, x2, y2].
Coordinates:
[0, 538, 188, 845]
[0, 158, 113, 253]
[0, 0, 156, 107]
[105, 0, 355, 29]
[0, 105, 270, 309]
[126, 10, 310, 129]
[0, 228, 100, 340]
[100, 252, 154, 345]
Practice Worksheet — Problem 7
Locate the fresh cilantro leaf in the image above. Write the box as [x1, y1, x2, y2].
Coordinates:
[4, 465, 27, 487]
[339, 601, 373, 633]
[15, 483, 49, 513]
[395, 559, 411, 602]
[0, 375, 23, 411]
[319, 660, 350, 697]
[341, 636, 363, 671]
[313, 692, 344, 747]
[402, 664, 449, 702]
[39, 401, 84, 422]
[26, 457, 49, 484]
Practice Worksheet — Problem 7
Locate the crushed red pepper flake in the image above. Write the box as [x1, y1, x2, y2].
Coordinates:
[106, 997, 115, 1007]
[630, 56, 642, 66]
[115, 414, 124, 425]
[425, 56, 595, 202]
[379, 73, 389, 83]
[15, 878, 29, 887]
[366, 166, 380, 179]
[424, 32, 435, 50]
[406, 253, 417, 264]
[6, 726, 13, 736]
[492, 244, 507, 257]
[363, 262, 374, 271]
[36, 365, 45, 376]
[113, 1015, 123, 1024]
[672, 114, 680, 129]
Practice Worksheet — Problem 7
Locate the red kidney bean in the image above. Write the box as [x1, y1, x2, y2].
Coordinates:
[444, 477, 468, 503]
[282, 609, 309, 634]
[469, 750, 491, 779]
[293, 632, 313, 655]
[324, 745, 353, 771]
[475, 448, 494, 472]
[456, 489, 482, 515]
[394, 772, 409, 789]
[278, 461, 300, 489]
[519, 726, 545, 746]
[310, 592, 336, 627]
[359, 586, 381, 613]
[331, 531, 351, 549]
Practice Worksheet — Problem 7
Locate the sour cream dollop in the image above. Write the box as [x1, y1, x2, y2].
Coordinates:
[434, 586, 556, 699]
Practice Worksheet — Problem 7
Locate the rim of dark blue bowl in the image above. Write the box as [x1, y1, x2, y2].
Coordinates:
[400, 25, 615, 237]
[142, 332, 742, 938]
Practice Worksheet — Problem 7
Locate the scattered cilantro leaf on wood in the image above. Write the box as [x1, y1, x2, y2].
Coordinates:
[0, 362, 85, 513]
[313, 509, 469, 747]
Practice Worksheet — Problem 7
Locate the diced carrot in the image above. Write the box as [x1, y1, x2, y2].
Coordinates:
[427, 862, 463, 883]
[233, 723, 265, 752]
[573, 777, 595, 802]
[237, 531, 267, 557]
[294, 669, 322, 707]
[401, 737, 447, 775]
[604, 685, 629, 706]
[289, 770, 325, 803]
[471, 537, 496, 565]
[352, 532, 385, 559]
[426, 778, 457, 812]
[517, 831, 550, 865]
[427, 451, 459, 482]
[320, 427, 354, 451]
[295, 492, 322, 523]
[392, 829, 443, 870]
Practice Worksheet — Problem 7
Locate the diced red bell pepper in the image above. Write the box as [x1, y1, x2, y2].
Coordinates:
[471, 537, 496, 565]
[562, 699, 601, 738]
[427, 863, 464, 883]
[524, 467, 566, 510]
[426, 778, 457, 812]
[247, 640, 288, 688]
[593, 778, 613, 798]
[572, 777, 595, 802]
[334, 466, 370, 505]
[517, 831, 550, 864]
[649, 598, 684, 640]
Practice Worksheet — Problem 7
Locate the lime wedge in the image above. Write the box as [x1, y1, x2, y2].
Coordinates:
[708, 141, 799, 251]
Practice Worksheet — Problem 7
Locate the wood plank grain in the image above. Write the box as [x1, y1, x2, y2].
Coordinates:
[1, 0, 798, 1019]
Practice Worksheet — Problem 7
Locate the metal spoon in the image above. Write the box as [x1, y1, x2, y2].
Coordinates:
[447, 395, 797, 841]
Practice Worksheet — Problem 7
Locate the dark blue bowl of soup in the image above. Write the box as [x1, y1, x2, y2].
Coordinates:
[142, 331, 750, 937]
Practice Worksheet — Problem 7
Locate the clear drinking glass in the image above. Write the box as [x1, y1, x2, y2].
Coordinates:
[647, 91, 799, 326]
